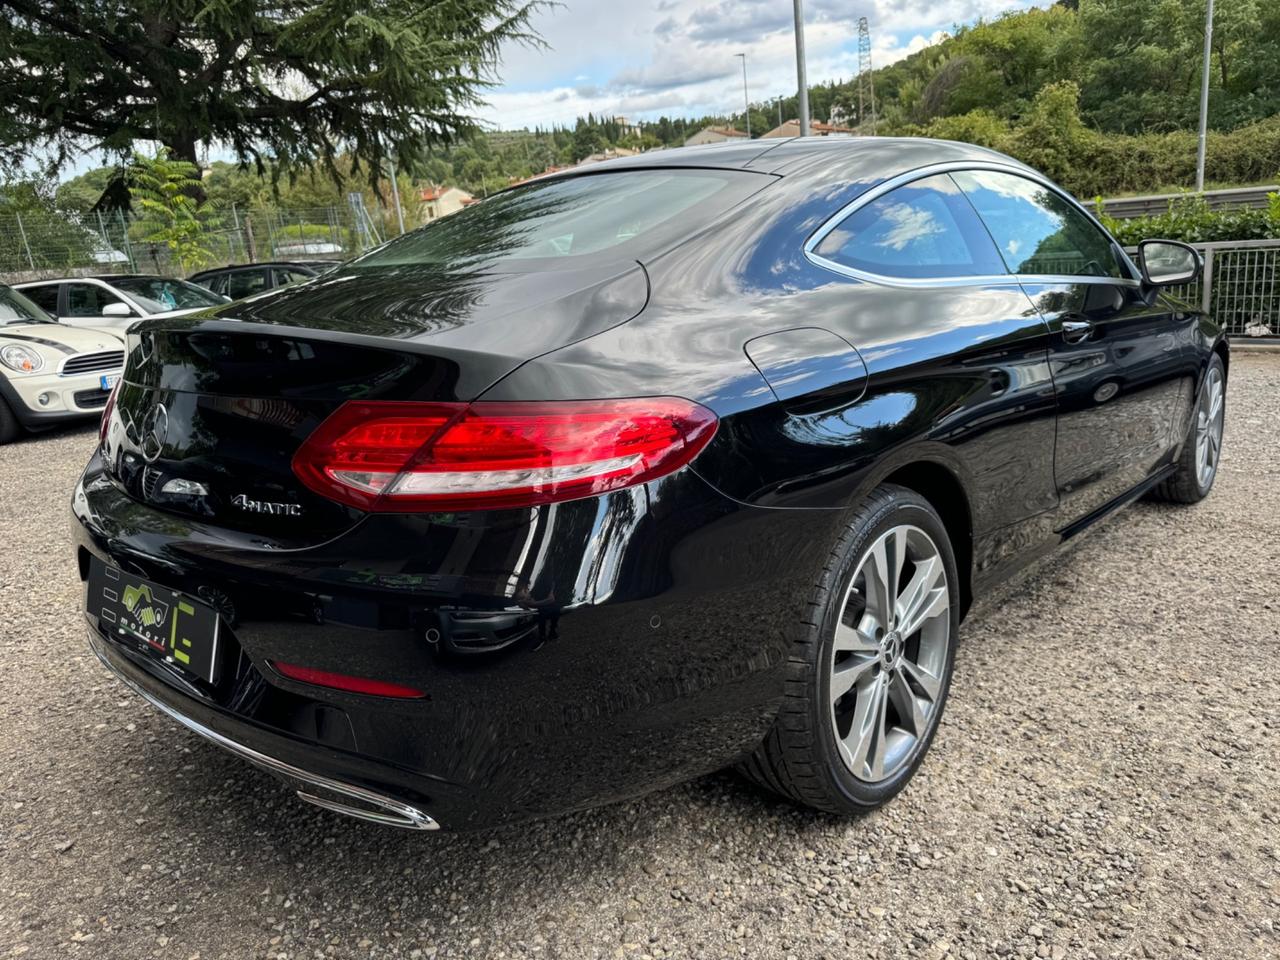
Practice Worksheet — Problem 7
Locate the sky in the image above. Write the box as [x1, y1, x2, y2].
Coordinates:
[49, 0, 1048, 179]
[479, 0, 1048, 130]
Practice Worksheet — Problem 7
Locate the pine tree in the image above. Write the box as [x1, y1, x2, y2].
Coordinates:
[0, 0, 547, 194]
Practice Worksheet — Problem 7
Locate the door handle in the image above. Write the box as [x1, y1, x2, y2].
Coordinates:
[1061, 319, 1094, 343]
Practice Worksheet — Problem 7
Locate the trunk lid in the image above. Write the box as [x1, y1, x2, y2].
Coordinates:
[101, 263, 647, 543]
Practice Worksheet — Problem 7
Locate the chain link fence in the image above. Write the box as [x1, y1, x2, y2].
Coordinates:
[0, 201, 396, 283]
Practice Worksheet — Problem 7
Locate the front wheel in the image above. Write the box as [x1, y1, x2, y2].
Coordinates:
[0, 397, 19, 445]
[740, 484, 959, 814]
[1151, 354, 1225, 504]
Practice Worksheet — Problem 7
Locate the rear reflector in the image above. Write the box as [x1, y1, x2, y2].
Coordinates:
[291, 398, 718, 512]
[271, 661, 426, 699]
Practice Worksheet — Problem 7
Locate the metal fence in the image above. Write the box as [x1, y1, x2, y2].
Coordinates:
[1132, 240, 1280, 338]
[1102, 185, 1279, 219]
[0, 201, 396, 283]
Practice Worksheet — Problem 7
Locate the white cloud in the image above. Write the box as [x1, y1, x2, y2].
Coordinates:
[482, 0, 1044, 129]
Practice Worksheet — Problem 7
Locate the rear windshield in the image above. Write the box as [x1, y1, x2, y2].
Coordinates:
[351, 168, 771, 271]
[113, 277, 226, 313]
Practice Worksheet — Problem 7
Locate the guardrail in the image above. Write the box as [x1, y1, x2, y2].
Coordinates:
[1131, 239, 1280, 338]
[1102, 185, 1278, 219]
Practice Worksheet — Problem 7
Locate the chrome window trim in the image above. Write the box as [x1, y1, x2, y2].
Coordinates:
[803, 160, 1142, 289]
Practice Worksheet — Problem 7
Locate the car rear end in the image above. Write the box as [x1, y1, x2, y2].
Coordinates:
[73, 163, 810, 830]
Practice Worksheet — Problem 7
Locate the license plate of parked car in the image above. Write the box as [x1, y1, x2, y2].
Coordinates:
[87, 558, 221, 683]
[99, 374, 120, 390]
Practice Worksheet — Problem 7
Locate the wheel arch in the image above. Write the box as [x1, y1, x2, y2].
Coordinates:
[1213, 337, 1229, 381]
[880, 459, 974, 619]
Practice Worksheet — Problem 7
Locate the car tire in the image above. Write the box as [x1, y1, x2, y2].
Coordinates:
[1150, 354, 1225, 505]
[739, 483, 959, 814]
[0, 397, 19, 445]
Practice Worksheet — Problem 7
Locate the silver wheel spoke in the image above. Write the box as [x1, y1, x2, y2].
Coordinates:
[895, 555, 947, 639]
[900, 658, 943, 703]
[830, 654, 877, 703]
[868, 679, 890, 781]
[864, 535, 898, 626]
[833, 620, 878, 654]
[840, 673, 885, 774]
[888, 667, 928, 738]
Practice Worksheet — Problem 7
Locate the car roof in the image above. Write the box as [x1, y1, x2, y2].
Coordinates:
[544, 136, 1028, 181]
[190, 261, 328, 278]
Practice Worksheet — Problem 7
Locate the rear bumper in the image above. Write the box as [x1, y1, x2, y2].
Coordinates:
[73, 452, 842, 829]
[89, 628, 438, 829]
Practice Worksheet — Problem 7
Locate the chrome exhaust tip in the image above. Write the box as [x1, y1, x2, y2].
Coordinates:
[284, 776, 437, 830]
[92, 635, 440, 830]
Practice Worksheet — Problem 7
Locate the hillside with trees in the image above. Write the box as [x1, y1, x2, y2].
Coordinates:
[411, 0, 1280, 200]
[13, 0, 1280, 235]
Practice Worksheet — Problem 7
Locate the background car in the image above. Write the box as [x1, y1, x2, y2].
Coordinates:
[76, 138, 1225, 832]
[189, 261, 336, 300]
[0, 284, 124, 444]
[14, 274, 228, 331]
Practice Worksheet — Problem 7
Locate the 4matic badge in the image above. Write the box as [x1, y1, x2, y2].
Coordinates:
[231, 494, 303, 516]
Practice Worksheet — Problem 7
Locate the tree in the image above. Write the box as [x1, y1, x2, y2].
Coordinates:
[53, 167, 118, 217]
[128, 149, 215, 271]
[571, 125, 604, 162]
[0, 0, 546, 193]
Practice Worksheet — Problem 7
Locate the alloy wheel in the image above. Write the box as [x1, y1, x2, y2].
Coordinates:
[1195, 366, 1225, 489]
[829, 524, 950, 783]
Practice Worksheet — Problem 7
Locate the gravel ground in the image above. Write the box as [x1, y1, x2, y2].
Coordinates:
[2, 354, 1278, 960]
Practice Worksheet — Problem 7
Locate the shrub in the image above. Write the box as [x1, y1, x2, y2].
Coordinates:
[1095, 192, 1280, 246]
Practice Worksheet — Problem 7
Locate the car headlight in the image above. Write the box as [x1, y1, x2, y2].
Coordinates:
[0, 344, 44, 373]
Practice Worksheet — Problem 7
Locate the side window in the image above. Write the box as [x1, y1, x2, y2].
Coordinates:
[66, 283, 129, 317]
[226, 269, 268, 299]
[812, 173, 1007, 279]
[22, 285, 60, 316]
[206, 274, 228, 296]
[952, 170, 1126, 279]
[272, 267, 313, 286]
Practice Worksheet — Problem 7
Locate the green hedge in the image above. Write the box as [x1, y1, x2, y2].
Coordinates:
[1095, 193, 1280, 246]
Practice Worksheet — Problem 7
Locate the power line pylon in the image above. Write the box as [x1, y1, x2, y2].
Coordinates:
[857, 16, 876, 134]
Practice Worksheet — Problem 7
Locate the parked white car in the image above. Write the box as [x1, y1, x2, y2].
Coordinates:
[0, 284, 125, 444]
[13, 274, 228, 332]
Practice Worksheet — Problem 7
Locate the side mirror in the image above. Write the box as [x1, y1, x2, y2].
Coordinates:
[100, 302, 134, 318]
[1137, 239, 1201, 287]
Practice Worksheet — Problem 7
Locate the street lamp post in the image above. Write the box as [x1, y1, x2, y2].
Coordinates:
[1195, 0, 1215, 192]
[735, 53, 750, 138]
[793, 0, 810, 136]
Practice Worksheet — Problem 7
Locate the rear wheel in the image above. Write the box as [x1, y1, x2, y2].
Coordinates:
[740, 484, 959, 813]
[1151, 355, 1225, 504]
[0, 397, 19, 445]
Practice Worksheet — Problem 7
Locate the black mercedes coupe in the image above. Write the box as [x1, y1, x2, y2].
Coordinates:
[76, 137, 1227, 830]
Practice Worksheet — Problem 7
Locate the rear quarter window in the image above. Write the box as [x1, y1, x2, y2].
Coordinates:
[811, 174, 1006, 280]
[350, 169, 773, 272]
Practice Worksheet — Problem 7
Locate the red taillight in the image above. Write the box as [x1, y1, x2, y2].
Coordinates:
[99, 380, 121, 443]
[271, 661, 426, 699]
[291, 398, 718, 512]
